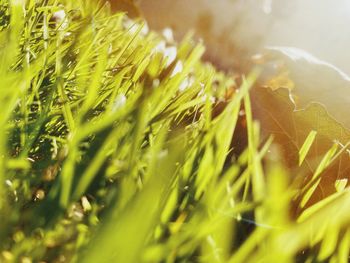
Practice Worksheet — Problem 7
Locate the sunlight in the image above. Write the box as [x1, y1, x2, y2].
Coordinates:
[140, 0, 350, 74]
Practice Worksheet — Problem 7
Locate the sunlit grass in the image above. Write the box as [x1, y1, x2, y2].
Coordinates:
[0, 0, 350, 262]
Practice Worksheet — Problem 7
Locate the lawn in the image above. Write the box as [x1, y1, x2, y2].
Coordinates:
[0, 1, 350, 262]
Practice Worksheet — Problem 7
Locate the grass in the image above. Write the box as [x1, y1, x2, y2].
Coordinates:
[1, 0, 350, 262]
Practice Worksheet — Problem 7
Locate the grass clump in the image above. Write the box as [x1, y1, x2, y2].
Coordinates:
[1, 1, 350, 263]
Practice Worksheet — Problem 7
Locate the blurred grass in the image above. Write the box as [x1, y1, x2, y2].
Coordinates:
[1, 0, 350, 262]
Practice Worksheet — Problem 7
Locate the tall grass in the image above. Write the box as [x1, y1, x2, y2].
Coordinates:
[0, 0, 350, 262]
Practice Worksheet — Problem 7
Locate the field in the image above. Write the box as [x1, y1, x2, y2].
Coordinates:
[0, 1, 350, 262]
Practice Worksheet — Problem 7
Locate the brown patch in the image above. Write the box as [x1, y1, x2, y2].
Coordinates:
[195, 11, 213, 36]
[110, 0, 141, 18]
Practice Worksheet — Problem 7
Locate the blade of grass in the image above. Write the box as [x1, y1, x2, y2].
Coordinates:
[299, 130, 317, 166]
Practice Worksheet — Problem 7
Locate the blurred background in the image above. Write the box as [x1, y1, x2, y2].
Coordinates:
[136, 0, 350, 73]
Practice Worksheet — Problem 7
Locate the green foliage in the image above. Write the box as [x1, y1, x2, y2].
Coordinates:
[0, 0, 350, 263]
